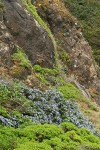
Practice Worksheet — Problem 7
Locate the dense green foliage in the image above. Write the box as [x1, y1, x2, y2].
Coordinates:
[33, 65, 59, 85]
[12, 48, 32, 68]
[64, 0, 100, 65]
[58, 84, 85, 100]
[0, 80, 34, 126]
[0, 123, 100, 150]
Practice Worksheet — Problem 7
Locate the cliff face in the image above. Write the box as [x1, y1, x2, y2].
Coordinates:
[0, 0, 55, 69]
[64, 0, 100, 66]
[35, 0, 100, 103]
[0, 0, 100, 103]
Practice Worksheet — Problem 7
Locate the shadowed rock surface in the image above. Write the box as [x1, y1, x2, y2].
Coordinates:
[0, 0, 55, 68]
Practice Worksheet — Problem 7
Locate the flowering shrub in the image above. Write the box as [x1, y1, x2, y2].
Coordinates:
[0, 81, 99, 135]
[21, 88, 96, 134]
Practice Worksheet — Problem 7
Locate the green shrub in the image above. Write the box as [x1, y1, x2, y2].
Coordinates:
[15, 141, 53, 150]
[0, 81, 27, 103]
[78, 128, 91, 136]
[12, 110, 22, 119]
[0, 106, 9, 118]
[33, 65, 59, 76]
[33, 65, 59, 85]
[22, 124, 64, 141]
[58, 83, 85, 100]
[82, 142, 100, 150]
[88, 102, 99, 111]
[0, 82, 10, 103]
[59, 50, 70, 64]
[84, 135, 100, 143]
[46, 136, 80, 150]
[93, 49, 100, 65]
[47, 137, 64, 150]
[66, 130, 82, 143]
[0, 126, 17, 150]
[61, 122, 78, 132]
[12, 48, 32, 68]
[0, 123, 100, 150]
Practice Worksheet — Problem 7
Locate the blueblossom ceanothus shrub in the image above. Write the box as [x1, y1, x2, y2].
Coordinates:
[22, 88, 96, 133]
[0, 80, 99, 135]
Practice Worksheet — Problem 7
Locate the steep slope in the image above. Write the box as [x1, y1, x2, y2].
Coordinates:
[35, 0, 100, 103]
[0, 79, 100, 149]
[0, 0, 100, 149]
[0, 0, 100, 102]
[64, 0, 100, 66]
[0, 0, 55, 70]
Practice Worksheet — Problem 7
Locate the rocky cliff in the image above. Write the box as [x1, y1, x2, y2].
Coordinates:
[0, 0, 55, 69]
[35, 0, 100, 103]
[0, 1, 100, 149]
[0, 0, 99, 104]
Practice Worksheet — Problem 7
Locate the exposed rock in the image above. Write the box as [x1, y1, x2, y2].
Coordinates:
[0, 0, 55, 69]
[0, 21, 16, 67]
[0, 0, 100, 103]
[35, 0, 100, 103]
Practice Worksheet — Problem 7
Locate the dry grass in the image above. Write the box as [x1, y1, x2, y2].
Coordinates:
[79, 101, 100, 130]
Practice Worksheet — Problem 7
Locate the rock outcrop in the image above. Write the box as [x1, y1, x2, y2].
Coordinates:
[35, 0, 100, 104]
[0, 0, 55, 69]
[0, 0, 100, 103]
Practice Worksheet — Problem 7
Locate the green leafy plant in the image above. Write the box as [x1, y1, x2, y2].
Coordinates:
[0, 81, 24, 103]
[12, 48, 32, 68]
[0, 123, 100, 150]
[0, 82, 34, 127]
[33, 65, 59, 85]
[0, 126, 18, 150]
[61, 122, 78, 132]
[15, 142, 53, 150]
[59, 50, 70, 64]
[57, 83, 85, 100]
[0, 2, 4, 9]
[0, 106, 9, 118]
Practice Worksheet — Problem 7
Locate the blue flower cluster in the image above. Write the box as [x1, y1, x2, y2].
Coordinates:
[22, 87, 96, 134]
[0, 81, 98, 135]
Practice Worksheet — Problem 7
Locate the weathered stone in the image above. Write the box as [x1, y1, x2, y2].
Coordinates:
[0, 21, 16, 67]
[35, 0, 100, 103]
[1, 0, 55, 68]
[0, 0, 100, 103]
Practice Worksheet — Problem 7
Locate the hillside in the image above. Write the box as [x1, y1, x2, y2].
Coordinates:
[0, 0, 100, 150]
[64, 0, 100, 66]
